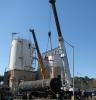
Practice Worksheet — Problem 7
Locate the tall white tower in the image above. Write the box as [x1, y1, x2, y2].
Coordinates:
[9, 38, 35, 71]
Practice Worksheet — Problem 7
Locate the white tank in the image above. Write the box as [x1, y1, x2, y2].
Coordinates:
[9, 38, 35, 71]
[43, 49, 63, 79]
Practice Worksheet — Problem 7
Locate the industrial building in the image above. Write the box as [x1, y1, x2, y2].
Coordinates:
[4, 37, 68, 97]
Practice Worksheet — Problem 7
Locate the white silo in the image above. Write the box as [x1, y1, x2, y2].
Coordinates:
[9, 38, 35, 71]
[43, 48, 63, 79]
[8, 38, 37, 90]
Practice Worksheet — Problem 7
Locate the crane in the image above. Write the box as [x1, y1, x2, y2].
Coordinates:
[49, 0, 72, 89]
[29, 29, 48, 79]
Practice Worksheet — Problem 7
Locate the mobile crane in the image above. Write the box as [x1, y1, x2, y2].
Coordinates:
[29, 29, 48, 79]
[49, 0, 72, 90]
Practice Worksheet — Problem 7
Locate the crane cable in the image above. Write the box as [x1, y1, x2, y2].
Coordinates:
[46, 32, 53, 52]
[46, 3, 53, 53]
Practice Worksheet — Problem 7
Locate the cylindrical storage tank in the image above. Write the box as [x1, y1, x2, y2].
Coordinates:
[19, 79, 50, 90]
[19, 78, 61, 93]
[9, 38, 35, 71]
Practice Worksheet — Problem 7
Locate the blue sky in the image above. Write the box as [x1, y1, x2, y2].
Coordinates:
[0, 0, 96, 78]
